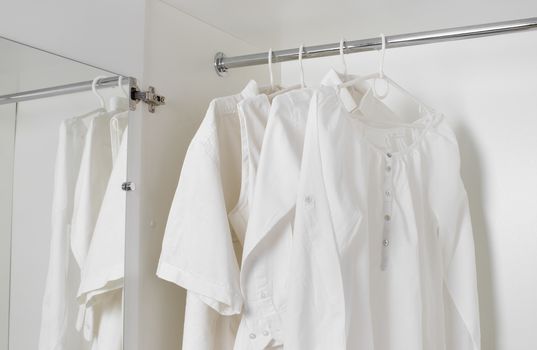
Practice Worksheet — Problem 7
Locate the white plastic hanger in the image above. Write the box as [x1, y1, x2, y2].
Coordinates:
[91, 76, 107, 109]
[268, 48, 275, 90]
[298, 44, 306, 88]
[339, 38, 348, 77]
[109, 76, 129, 160]
[338, 33, 434, 116]
[267, 47, 302, 100]
[108, 76, 129, 113]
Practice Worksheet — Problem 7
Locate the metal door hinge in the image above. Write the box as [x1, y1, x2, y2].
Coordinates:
[130, 82, 165, 113]
[122, 181, 136, 192]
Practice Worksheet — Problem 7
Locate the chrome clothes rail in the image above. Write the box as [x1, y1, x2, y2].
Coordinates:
[0, 76, 165, 112]
[214, 17, 537, 76]
[0, 76, 135, 106]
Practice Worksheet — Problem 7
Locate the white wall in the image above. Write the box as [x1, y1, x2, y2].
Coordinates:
[122, 1, 268, 349]
[0, 104, 16, 350]
[0, 0, 146, 78]
[160, 0, 537, 49]
[281, 30, 537, 350]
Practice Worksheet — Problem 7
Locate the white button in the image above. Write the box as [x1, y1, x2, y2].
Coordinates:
[383, 239, 390, 246]
[260, 292, 268, 298]
[386, 165, 392, 172]
[385, 190, 391, 197]
[262, 330, 270, 336]
[386, 152, 392, 158]
[249, 333, 256, 339]
[384, 214, 391, 221]
[305, 195, 313, 204]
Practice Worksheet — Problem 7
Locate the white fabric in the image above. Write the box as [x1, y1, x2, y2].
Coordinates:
[158, 71, 356, 350]
[39, 110, 99, 350]
[285, 86, 480, 349]
[70, 111, 123, 348]
[87, 289, 123, 350]
[70, 112, 113, 271]
[76, 123, 128, 350]
[157, 81, 260, 350]
[234, 69, 367, 350]
[78, 123, 128, 304]
[228, 94, 272, 244]
[40, 108, 127, 350]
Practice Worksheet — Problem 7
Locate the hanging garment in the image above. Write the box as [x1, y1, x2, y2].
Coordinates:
[74, 112, 121, 347]
[87, 289, 123, 350]
[69, 112, 118, 346]
[77, 121, 128, 304]
[227, 93, 272, 246]
[70, 112, 114, 275]
[76, 121, 129, 350]
[285, 86, 480, 350]
[158, 70, 362, 349]
[234, 69, 397, 350]
[39, 109, 107, 350]
[157, 81, 261, 350]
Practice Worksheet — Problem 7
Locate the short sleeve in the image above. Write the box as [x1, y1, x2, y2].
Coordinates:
[157, 139, 242, 315]
[429, 124, 481, 349]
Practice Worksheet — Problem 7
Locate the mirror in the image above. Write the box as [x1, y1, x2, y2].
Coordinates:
[0, 37, 130, 350]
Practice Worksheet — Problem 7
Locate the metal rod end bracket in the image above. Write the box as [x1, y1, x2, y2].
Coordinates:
[214, 52, 228, 77]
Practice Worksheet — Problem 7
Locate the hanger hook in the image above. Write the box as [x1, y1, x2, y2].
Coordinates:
[373, 34, 389, 99]
[298, 44, 306, 88]
[339, 38, 348, 76]
[379, 33, 386, 79]
[268, 48, 275, 90]
[92, 76, 107, 108]
[118, 76, 128, 98]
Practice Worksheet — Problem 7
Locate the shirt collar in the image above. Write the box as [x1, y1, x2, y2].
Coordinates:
[320, 68, 358, 112]
[240, 80, 260, 100]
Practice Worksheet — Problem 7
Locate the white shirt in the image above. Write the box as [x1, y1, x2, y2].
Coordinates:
[234, 70, 363, 350]
[39, 111, 95, 350]
[228, 93, 272, 245]
[285, 86, 480, 349]
[76, 122, 128, 350]
[78, 124, 127, 303]
[157, 81, 260, 350]
[40, 108, 127, 350]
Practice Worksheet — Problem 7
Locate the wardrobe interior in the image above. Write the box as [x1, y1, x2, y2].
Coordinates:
[1, 0, 537, 349]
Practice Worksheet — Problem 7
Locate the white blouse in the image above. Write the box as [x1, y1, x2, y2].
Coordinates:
[157, 81, 261, 350]
[286, 86, 481, 350]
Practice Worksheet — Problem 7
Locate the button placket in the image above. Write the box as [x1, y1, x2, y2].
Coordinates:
[381, 152, 394, 270]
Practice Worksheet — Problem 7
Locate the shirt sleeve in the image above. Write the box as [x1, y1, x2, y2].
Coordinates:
[157, 139, 242, 316]
[181, 291, 240, 349]
[429, 124, 481, 350]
